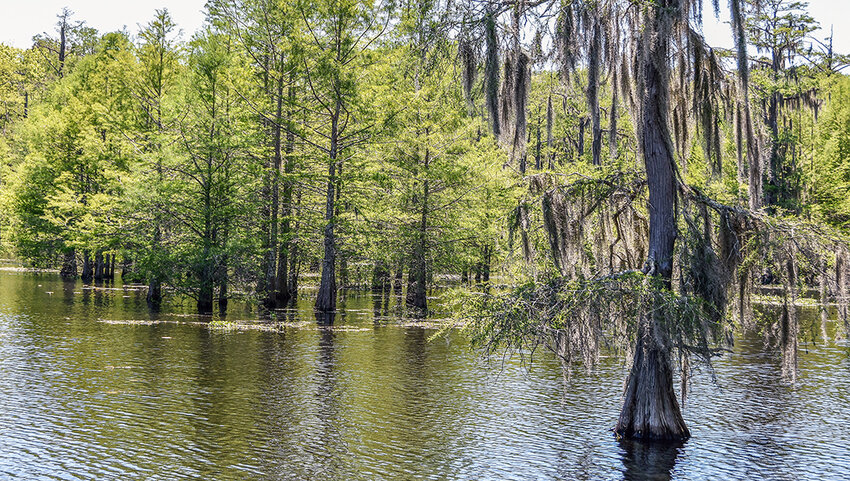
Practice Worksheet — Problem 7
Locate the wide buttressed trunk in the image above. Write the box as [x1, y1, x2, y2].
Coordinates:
[616, 309, 690, 441]
[616, 0, 689, 442]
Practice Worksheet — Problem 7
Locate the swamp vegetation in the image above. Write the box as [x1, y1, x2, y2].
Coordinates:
[2, 0, 850, 449]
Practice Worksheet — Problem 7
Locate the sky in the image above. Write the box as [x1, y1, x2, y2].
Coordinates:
[0, 1, 207, 47]
[0, 0, 849, 54]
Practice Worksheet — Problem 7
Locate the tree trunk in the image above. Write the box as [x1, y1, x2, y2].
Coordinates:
[780, 249, 798, 381]
[198, 280, 214, 315]
[60, 249, 77, 279]
[147, 277, 162, 310]
[482, 245, 491, 285]
[121, 256, 133, 281]
[616, 1, 689, 442]
[94, 251, 104, 281]
[81, 251, 93, 282]
[315, 100, 341, 313]
[588, 19, 603, 166]
[407, 145, 429, 311]
[392, 265, 403, 295]
[616, 312, 689, 441]
[219, 255, 228, 314]
[260, 73, 285, 311]
[578, 117, 586, 158]
[546, 95, 555, 169]
[276, 82, 297, 306]
[535, 117, 542, 170]
[610, 72, 619, 162]
[372, 261, 390, 294]
[58, 15, 67, 77]
[287, 241, 299, 306]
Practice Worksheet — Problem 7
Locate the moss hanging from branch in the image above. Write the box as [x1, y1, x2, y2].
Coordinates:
[510, 50, 531, 167]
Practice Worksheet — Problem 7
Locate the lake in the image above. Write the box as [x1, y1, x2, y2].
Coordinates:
[0, 270, 848, 480]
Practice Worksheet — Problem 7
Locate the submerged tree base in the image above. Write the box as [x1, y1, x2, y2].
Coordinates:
[615, 319, 690, 441]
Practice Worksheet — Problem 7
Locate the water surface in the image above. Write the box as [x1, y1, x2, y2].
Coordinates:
[0, 271, 848, 480]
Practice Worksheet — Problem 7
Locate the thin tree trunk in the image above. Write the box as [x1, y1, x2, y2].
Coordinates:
[578, 117, 586, 158]
[276, 80, 297, 306]
[546, 95, 555, 169]
[315, 100, 341, 313]
[288, 240, 299, 306]
[610, 72, 619, 162]
[407, 144, 429, 311]
[588, 19, 603, 166]
[535, 117, 542, 170]
[260, 72, 285, 310]
[482, 245, 491, 285]
[219, 254, 228, 314]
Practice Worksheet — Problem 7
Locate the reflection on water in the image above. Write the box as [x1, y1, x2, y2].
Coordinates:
[0, 270, 849, 480]
[619, 440, 682, 481]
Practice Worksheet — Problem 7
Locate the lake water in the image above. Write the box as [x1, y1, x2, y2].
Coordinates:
[0, 270, 848, 480]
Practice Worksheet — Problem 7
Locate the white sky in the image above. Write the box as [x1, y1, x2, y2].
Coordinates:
[0, 0, 848, 53]
[0, 1, 207, 47]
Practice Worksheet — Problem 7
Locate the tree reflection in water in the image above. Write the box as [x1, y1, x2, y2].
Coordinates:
[619, 438, 683, 481]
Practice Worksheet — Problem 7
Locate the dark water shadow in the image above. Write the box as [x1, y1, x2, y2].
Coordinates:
[315, 311, 336, 326]
[619, 438, 683, 481]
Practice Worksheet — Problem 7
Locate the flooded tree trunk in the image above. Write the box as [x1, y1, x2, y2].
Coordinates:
[315, 99, 341, 313]
[219, 256, 228, 314]
[372, 261, 390, 294]
[94, 252, 104, 281]
[407, 144, 429, 311]
[287, 242, 299, 306]
[819, 262, 829, 340]
[198, 279, 214, 314]
[147, 277, 162, 310]
[121, 257, 133, 281]
[838, 250, 849, 330]
[616, 312, 689, 441]
[616, 1, 689, 442]
[276, 83, 296, 306]
[780, 249, 798, 381]
[392, 265, 403, 295]
[259, 80, 283, 311]
[81, 251, 93, 282]
[60, 249, 77, 279]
